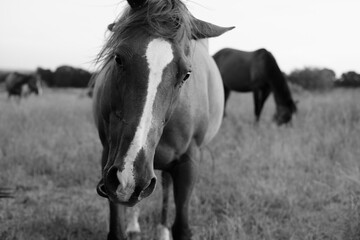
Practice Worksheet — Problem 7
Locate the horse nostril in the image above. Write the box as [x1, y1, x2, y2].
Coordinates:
[139, 177, 156, 199]
[106, 166, 120, 194]
[96, 179, 109, 198]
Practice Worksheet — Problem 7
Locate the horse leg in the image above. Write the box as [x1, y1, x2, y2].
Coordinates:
[170, 150, 198, 240]
[126, 207, 141, 240]
[108, 201, 128, 240]
[258, 86, 271, 120]
[253, 86, 271, 122]
[253, 90, 261, 122]
[108, 202, 141, 240]
[156, 171, 172, 240]
[223, 85, 231, 117]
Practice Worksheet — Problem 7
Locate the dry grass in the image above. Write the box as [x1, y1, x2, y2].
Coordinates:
[0, 88, 360, 240]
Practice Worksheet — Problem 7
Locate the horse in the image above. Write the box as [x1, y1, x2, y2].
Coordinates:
[213, 48, 297, 125]
[5, 72, 42, 99]
[92, 0, 233, 239]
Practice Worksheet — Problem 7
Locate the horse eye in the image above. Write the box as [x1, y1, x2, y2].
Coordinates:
[183, 71, 191, 81]
[114, 55, 123, 66]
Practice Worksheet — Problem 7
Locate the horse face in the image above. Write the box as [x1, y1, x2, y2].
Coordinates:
[97, 34, 191, 206]
[273, 105, 295, 125]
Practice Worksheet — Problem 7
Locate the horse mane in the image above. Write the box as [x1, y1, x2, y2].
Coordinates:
[265, 50, 297, 113]
[97, 0, 196, 62]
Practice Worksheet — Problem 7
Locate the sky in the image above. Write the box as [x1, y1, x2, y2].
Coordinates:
[0, 0, 359, 77]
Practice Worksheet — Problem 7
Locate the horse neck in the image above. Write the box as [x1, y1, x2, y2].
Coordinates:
[272, 76, 294, 108]
[184, 39, 223, 145]
[266, 56, 295, 111]
[195, 39, 209, 51]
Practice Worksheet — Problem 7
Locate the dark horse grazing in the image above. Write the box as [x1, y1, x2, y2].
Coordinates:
[92, 0, 233, 239]
[213, 48, 297, 125]
[5, 72, 42, 99]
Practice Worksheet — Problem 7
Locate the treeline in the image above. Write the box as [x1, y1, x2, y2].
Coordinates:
[3, 65, 360, 90]
[286, 68, 360, 90]
[0, 66, 93, 88]
[335, 71, 360, 88]
[37, 66, 93, 88]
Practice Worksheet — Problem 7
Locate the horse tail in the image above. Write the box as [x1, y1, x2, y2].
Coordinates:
[261, 49, 297, 113]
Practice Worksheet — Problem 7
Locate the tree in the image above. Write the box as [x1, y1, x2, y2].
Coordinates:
[335, 71, 360, 88]
[287, 67, 335, 91]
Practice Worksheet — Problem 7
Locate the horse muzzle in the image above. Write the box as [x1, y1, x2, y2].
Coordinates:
[97, 165, 157, 206]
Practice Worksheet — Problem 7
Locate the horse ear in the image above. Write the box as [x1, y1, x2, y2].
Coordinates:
[127, 0, 147, 9]
[191, 18, 235, 39]
[108, 23, 115, 32]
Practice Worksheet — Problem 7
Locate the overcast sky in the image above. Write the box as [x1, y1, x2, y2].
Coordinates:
[0, 0, 359, 76]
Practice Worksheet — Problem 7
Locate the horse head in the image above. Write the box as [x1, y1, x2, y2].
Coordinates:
[94, 0, 233, 206]
[273, 100, 297, 125]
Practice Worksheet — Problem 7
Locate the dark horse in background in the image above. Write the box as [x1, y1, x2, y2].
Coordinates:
[92, 0, 233, 239]
[5, 72, 42, 99]
[213, 48, 297, 125]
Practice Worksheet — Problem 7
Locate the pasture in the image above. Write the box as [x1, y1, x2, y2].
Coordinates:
[0, 87, 359, 240]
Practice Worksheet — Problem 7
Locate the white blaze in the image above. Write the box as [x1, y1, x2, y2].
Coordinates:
[126, 207, 141, 234]
[116, 38, 173, 200]
[156, 224, 171, 240]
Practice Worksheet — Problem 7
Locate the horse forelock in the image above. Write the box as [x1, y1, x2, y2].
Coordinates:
[97, 0, 194, 63]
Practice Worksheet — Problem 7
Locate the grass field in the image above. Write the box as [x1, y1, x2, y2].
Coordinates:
[0, 87, 360, 240]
